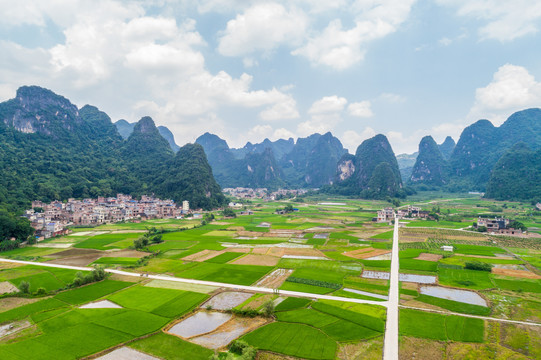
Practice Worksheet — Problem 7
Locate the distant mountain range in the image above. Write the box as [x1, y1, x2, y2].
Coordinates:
[195, 132, 347, 189]
[1, 85, 539, 211]
[0, 86, 224, 211]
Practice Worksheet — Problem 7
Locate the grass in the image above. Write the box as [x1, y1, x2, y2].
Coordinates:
[92, 309, 169, 336]
[91, 257, 140, 265]
[73, 233, 139, 250]
[493, 278, 541, 293]
[54, 280, 132, 304]
[279, 281, 335, 294]
[150, 291, 208, 318]
[242, 322, 337, 360]
[275, 297, 312, 312]
[0, 298, 68, 324]
[276, 308, 339, 328]
[311, 301, 385, 332]
[129, 333, 213, 360]
[321, 319, 380, 341]
[370, 230, 394, 240]
[107, 285, 185, 312]
[399, 308, 484, 342]
[204, 252, 244, 264]
[400, 259, 438, 272]
[438, 267, 495, 290]
[416, 294, 491, 315]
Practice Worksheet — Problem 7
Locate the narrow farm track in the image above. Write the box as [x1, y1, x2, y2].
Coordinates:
[400, 305, 541, 327]
[383, 217, 400, 360]
[0, 258, 387, 307]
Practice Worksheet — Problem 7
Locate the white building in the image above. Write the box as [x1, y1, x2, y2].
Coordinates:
[182, 200, 189, 212]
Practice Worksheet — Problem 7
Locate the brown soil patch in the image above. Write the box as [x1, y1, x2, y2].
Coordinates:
[232, 254, 279, 266]
[225, 248, 251, 253]
[399, 336, 445, 360]
[51, 248, 101, 257]
[0, 262, 24, 270]
[252, 247, 270, 255]
[182, 249, 225, 262]
[337, 336, 384, 360]
[268, 248, 286, 257]
[492, 268, 541, 279]
[102, 250, 147, 258]
[243, 294, 275, 310]
[256, 269, 294, 288]
[258, 352, 298, 360]
[108, 273, 143, 282]
[415, 253, 443, 262]
[0, 281, 20, 295]
[283, 248, 326, 257]
[0, 297, 40, 312]
[401, 282, 418, 291]
[343, 247, 391, 260]
[400, 299, 446, 311]
[227, 226, 244, 231]
[46, 254, 102, 267]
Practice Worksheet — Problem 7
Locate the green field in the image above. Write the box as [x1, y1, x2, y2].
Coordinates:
[242, 322, 337, 359]
[399, 308, 484, 342]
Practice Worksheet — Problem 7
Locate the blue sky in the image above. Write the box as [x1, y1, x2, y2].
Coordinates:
[1, 1, 541, 154]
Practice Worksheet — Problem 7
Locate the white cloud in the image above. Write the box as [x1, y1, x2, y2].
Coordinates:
[308, 95, 348, 114]
[437, 0, 541, 42]
[273, 127, 296, 139]
[293, 0, 416, 69]
[468, 64, 541, 125]
[217, 3, 307, 57]
[377, 92, 406, 103]
[341, 127, 376, 152]
[260, 97, 300, 121]
[242, 125, 297, 146]
[348, 100, 373, 117]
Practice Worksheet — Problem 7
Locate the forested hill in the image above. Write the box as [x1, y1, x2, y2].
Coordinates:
[325, 134, 406, 198]
[195, 131, 346, 189]
[0, 86, 225, 212]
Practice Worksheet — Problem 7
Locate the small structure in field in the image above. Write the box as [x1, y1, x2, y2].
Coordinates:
[441, 245, 454, 252]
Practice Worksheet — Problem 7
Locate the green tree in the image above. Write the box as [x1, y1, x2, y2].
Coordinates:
[19, 281, 30, 294]
[222, 208, 236, 218]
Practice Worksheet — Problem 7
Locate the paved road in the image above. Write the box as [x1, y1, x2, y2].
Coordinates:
[0, 258, 387, 307]
[383, 217, 400, 360]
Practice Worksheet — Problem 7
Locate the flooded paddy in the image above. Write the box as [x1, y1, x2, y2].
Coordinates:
[362, 271, 436, 284]
[201, 291, 253, 310]
[169, 311, 232, 338]
[420, 285, 488, 306]
[97, 347, 159, 360]
[79, 300, 122, 309]
[190, 316, 267, 349]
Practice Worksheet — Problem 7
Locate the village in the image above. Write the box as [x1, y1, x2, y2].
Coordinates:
[222, 187, 308, 200]
[23, 194, 192, 239]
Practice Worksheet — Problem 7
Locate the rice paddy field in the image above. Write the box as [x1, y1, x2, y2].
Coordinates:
[0, 193, 540, 358]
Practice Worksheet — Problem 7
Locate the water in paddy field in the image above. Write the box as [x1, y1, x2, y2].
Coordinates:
[362, 271, 436, 284]
[201, 292, 253, 310]
[168, 311, 232, 338]
[420, 286, 488, 306]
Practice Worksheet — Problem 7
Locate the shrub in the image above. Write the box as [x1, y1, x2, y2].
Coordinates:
[465, 261, 492, 272]
[262, 300, 275, 317]
[285, 277, 341, 290]
[19, 280, 30, 294]
[36, 287, 47, 295]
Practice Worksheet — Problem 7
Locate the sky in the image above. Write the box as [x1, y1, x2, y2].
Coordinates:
[1, 1, 541, 154]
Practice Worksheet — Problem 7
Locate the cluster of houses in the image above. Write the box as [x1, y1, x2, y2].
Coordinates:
[475, 217, 525, 235]
[375, 205, 431, 223]
[223, 187, 308, 201]
[24, 194, 191, 239]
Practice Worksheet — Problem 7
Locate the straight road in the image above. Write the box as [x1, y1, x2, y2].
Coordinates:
[383, 217, 400, 360]
[0, 257, 387, 307]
